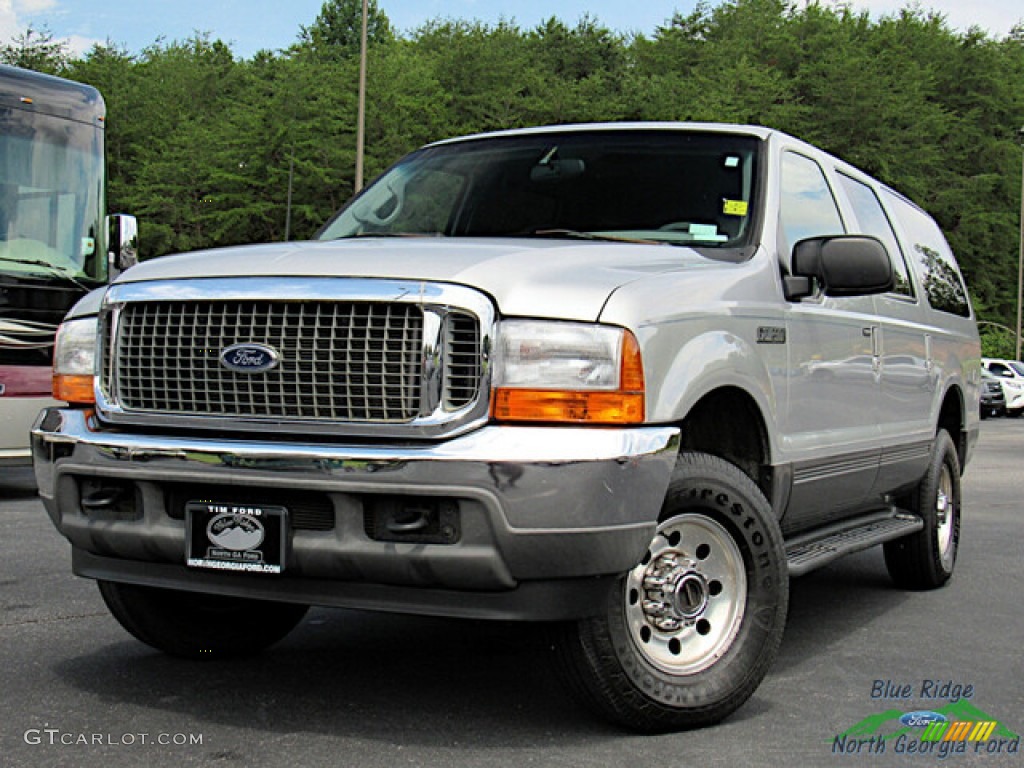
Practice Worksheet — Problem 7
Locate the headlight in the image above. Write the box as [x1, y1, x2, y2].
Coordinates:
[491, 320, 644, 424]
[52, 316, 98, 404]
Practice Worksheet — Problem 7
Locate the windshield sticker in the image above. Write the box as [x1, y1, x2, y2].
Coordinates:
[81, 237, 95, 257]
[690, 224, 719, 238]
[723, 199, 749, 217]
[724, 155, 741, 168]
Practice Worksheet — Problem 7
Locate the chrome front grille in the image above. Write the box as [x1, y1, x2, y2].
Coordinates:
[101, 285, 489, 435]
[112, 300, 423, 421]
[444, 312, 481, 410]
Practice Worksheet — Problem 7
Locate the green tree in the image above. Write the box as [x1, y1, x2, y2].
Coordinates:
[414, 20, 541, 133]
[299, 0, 393, 56]
[0, 24, 68, 74]
[37, 0, 1023, 322]
[65, 44, 138, 214]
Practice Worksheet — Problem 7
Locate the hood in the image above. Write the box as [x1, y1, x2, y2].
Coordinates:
[116, 237, 724, 321]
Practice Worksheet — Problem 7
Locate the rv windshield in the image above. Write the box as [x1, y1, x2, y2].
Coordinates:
[0, 108, 105, 282]
[319, 131, 761, 250]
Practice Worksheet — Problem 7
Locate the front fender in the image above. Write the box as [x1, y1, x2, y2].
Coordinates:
[643, 325, 781, 448]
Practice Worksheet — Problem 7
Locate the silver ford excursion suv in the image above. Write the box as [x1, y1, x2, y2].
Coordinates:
[33, 123, 980, 732]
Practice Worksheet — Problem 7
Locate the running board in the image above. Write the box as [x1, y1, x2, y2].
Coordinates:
[785, 509, 924, 577]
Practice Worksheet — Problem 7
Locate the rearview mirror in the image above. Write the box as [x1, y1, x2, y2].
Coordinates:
[530, 158, 585, 183]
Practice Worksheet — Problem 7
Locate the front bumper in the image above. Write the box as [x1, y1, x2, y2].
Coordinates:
[1003, 388, 1024, 413]
[32, 409, 679, 620]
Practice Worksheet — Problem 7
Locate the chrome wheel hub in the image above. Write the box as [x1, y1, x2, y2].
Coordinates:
[642, 554, 709, 631]
[935, 464, 957, 571]
[625, 514, 747, 675]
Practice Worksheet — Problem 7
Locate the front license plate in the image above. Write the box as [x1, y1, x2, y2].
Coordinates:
[186, 501, 287, 574]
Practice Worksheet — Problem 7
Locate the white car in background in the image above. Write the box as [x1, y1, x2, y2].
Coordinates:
[982, 358, 1024, 417]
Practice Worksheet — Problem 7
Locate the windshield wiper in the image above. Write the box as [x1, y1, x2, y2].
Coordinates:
[0, 255, 93, 291]
[531, 229, 666, 246]
[335, 232, 443, 240]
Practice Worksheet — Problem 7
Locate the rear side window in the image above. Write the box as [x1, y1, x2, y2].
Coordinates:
[883, 190, 970, 318]
[780, 152, 845, 249]
[837, 173, 914, 298]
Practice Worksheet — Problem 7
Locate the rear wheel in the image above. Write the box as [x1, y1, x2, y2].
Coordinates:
[98, 581, 308, 658]
[552, 452, 788, 732]
[884, 430, 961, 589]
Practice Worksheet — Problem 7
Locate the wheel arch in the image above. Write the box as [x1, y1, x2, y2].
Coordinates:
[675, 386, 773, 505]
[937, 384, 966, 470]
[643, 328, 780, 504]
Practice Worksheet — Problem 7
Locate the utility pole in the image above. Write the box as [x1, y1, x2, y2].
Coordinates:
[1017, 127, 1024, 361]
[354, 0, 369, 193]
[284, 155, 294, 241]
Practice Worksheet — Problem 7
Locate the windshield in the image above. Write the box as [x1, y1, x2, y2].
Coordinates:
[319, 131, 761, 249]
[0, 106, 105, 282]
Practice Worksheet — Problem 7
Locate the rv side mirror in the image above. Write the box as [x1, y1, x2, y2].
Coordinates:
[107, 214, 139, 276]
[787, 235, 894, 300]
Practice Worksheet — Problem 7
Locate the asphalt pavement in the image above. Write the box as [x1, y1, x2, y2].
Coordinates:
[1, 421, 1022, 768]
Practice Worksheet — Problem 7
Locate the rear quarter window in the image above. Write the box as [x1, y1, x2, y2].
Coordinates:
[883, 190, 970, 318]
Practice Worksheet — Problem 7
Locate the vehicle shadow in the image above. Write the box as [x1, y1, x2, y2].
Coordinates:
[776, 547, 910, 674]
[54, 610, 615, 746]
[51, 548, 914, 747]
[0, 467, 38, 498]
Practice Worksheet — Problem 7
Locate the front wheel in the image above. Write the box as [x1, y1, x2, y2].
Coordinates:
[98, 581, 309, 658]
[551, 452, 789, 732]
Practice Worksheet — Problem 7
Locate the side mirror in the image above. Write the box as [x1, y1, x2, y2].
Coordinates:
[107, 214, 139, 277]
[785, 235, 894, 300]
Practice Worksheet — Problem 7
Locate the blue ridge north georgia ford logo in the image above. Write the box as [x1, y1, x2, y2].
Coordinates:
[219, 343, 280, 373]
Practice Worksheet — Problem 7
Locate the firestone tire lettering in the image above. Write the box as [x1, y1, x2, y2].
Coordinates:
[550, 451, 789, 733]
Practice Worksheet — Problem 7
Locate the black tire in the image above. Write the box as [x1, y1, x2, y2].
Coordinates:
[551, 452, 789, 733]
[98, 581, 308, 658]
[883, 430, 961, 590]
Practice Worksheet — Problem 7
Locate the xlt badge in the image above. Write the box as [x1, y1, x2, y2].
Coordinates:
[757, 326, 787, 344]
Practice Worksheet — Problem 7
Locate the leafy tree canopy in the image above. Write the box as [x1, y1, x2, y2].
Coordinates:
[3, 0, 1024, 344]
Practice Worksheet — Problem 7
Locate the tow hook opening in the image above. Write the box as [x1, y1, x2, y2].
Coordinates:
[77, 478, 142, 521]
[363, 496, 461, 545]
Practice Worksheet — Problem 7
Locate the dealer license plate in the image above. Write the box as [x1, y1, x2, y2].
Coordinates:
[186, 501, 287, 574]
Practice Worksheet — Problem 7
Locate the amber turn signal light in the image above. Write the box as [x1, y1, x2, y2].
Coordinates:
[492, 330, 645, 424]
[53, 374, 96, 404]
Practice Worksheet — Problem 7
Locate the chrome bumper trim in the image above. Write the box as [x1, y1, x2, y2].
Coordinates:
[33, 409, 680, 590]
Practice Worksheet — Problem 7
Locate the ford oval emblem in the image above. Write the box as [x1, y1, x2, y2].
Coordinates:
[900, 711, 948, 728]
[219, 343, 280, 374]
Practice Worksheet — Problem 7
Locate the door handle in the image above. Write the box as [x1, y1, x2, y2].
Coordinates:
[866, 327, 881, 373]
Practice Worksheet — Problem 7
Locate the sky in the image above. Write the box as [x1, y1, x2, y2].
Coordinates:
[1, 0, 1021, 59]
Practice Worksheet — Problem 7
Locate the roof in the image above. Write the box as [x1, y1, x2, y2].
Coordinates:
[426, 121, 778, 148]
[0, 64, 104, 124]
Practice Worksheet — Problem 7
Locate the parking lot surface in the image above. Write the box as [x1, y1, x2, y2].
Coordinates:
[1, 421, 1021, 767]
